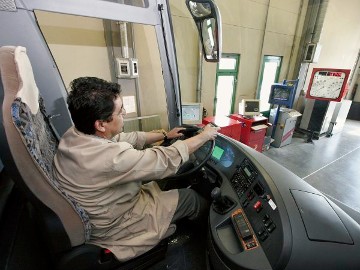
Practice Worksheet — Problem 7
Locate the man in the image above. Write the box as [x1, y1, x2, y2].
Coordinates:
[53, 77, 220, 261]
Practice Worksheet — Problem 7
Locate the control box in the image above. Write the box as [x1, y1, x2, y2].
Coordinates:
[115, 58, 139, 78]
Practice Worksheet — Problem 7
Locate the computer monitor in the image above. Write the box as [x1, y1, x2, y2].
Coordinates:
[239, 99, 260, 116]
[181, 102, 203, 125]
[269, 84, 292, 106]
[268, 80, 298, 107]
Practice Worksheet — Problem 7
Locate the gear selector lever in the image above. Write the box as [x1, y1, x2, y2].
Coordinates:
[211, 187, 236, 214]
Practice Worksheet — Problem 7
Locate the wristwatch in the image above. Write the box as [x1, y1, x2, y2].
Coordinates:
[162, 131, 168, 140]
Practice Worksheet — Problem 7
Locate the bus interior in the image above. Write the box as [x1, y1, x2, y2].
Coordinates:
[1, 1, 360, 270]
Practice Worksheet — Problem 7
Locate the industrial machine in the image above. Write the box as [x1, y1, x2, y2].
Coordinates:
[268, 80, 301, 147]
[300, 68, 351, 140]
[269, 108, 301, 147]
[1, 1, 360, 270]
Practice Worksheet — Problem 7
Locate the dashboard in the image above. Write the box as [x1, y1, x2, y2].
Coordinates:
[201, 135, 360, 270]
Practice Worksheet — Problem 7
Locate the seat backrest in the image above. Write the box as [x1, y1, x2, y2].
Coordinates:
[0, 46, 91, 252]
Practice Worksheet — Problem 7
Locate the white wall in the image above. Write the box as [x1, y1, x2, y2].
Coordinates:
[303, 0, 360, 97]
[35, 11, 112, 90]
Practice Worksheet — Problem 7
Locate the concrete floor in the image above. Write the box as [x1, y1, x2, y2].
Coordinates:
[263, 119, 360, 212]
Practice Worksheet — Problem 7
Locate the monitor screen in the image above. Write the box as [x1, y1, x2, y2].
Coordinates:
[272, 87, 290, 101]
[239, 99, 260, 116]
[181, 102, 203, 125]
[268, 81, 298, 107]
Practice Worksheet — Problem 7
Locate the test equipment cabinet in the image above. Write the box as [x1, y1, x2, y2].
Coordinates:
[269, 108, 301, 147]
[202, 115, 242, 141]
[229, 114, 269, 152]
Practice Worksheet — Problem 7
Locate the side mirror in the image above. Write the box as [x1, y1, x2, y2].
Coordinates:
[186, 0, 222, 62]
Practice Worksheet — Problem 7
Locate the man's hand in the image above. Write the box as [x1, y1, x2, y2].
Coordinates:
[182, 124, 221, 154]
[166, 127, 186, 140]
[200, 124, 221, 141]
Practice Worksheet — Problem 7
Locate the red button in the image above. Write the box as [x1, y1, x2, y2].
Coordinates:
[254, 201, 262, 210]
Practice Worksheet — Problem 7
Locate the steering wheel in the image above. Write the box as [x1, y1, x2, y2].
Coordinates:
[162, 125, 215, 179]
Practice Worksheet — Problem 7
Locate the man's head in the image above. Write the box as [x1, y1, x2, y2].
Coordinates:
[67, 77, 125, 137]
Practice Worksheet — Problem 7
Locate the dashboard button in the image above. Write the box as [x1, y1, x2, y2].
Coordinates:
[267, 223, 276, 233]
[242, 199, 249, 208]
[262, 214, 270, 222]
[264, 219, 273, 228]
[254, 200, 263, 212]
[257, 228, 268, 241]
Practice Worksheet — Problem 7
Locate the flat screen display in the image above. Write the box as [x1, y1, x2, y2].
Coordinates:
[272, 87, 290, 100]
[268, 82, 297, 107]
[212, 145, 224, 160]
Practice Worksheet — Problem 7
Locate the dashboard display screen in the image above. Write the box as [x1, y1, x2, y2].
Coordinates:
[244, 167, 251, 177]
[212, 145, 224, 160]
[211, 140, 235, 168]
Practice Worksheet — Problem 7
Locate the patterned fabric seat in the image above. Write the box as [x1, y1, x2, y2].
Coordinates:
[0, 46, 89, 248]
[11, 96, 91, 241]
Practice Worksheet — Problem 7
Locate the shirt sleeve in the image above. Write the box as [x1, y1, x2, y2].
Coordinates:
[105, 140, 189, 185]
[113, 131, 147, 149]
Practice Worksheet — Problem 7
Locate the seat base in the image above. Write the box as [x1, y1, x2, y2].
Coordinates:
[56, 240, 168, 270]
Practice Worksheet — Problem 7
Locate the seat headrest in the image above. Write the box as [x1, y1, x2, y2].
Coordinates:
[0, 46, 39, 114]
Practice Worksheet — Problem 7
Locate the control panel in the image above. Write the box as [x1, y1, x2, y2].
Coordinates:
[228, 158, 284, 268]
[230, 158, 258, 197]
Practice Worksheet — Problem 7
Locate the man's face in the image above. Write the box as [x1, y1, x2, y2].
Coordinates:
[104, 96, 126, 138]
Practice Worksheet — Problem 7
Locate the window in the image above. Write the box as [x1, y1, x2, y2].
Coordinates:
[257, 55, 282, 112]
[214, 54, 240, 116]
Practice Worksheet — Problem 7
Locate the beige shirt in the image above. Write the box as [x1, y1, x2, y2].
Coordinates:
[53, 127, 189, 261]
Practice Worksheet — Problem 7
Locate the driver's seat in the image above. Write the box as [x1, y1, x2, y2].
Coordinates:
[0, 46, 175, 270]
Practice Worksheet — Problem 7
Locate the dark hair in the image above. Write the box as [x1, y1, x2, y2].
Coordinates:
[67, 77, 122, 134]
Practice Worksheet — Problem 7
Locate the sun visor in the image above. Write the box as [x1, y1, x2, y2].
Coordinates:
[291, 189, 353, 244]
